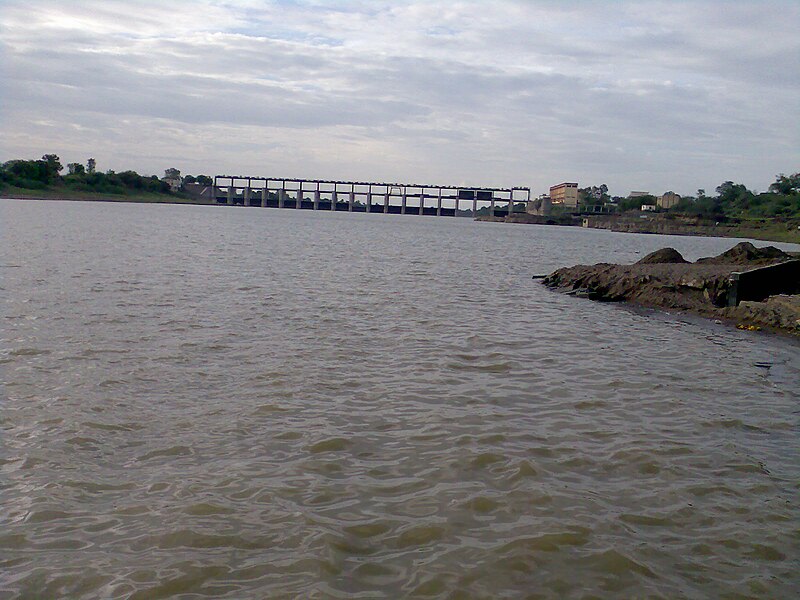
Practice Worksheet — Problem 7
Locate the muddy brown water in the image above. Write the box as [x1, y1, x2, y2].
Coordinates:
[2, 199, 799, 598]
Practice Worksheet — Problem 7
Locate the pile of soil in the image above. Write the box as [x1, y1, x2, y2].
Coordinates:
[541, 242, 800, 334]
[696, 242, 790, 265]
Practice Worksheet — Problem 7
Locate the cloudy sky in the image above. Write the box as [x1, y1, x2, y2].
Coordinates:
[1, 1, 797, 196]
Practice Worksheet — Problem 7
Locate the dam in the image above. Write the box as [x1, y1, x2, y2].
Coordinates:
[212, 176, 531, 217]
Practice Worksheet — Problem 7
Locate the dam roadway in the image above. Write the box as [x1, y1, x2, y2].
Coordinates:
[212, 175, 531, 218]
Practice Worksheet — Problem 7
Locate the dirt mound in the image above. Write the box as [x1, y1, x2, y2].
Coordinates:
[697, 241, 791, 265]
[540, 242, 799, 335]
[541, 262, 735, 311]
[636, 248, 688, 264]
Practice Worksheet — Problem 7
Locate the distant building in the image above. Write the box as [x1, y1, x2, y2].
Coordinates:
[162, 168, 182, 192]
[657, 191, 681, 209]
[628, 191, 650, 198]
[526, 195, 552, 216]
[641, 204, 657, 212]
[550, 182, 579, 207]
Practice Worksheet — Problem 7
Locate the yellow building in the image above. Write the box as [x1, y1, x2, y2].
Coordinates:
[550, 182, 579, 207]
[657, 191, 681, 209]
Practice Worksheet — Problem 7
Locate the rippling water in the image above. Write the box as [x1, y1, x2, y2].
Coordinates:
[2, 199, 799, 599]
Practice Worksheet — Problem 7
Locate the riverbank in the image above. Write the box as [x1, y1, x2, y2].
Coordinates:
[0, 186, 212, 205]
[478, 212, 800, 244]
[5, 189, 799, 244]
[580, 213, 800, 244]
[540, 242, 800, 335]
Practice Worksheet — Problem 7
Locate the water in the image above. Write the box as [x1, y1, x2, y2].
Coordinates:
[2, 199, 799, 599]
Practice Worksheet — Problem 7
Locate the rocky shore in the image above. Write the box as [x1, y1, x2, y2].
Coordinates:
[541, 242, 800, 335]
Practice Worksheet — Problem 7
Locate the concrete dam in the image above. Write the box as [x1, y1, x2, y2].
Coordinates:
[213, 176, 531, 218]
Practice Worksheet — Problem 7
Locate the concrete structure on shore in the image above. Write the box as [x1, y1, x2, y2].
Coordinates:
[550, 182, 579, 207]
[657, 191, 681, 209]
[212, 176, 530, 218]
[526, 195, 552, 216]
[162, 169, 182, 192]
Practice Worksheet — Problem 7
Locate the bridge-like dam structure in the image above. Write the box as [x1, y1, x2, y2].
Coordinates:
[213, 176, 531, 217]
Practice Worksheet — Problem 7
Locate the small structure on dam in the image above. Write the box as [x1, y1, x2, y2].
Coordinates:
[212, 176, 530, 218]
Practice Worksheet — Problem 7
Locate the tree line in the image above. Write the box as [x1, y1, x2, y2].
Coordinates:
[0, 154, 212, 196]
[576, 173, 800, 220]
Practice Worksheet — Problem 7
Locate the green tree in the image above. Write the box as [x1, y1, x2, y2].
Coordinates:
[579, 184, 609, 205]
[118, 170, 143, 189]
[618, 194, 656, 212]
[768, 172, 800, 195]
[41, 154, 63, 183]
[716, 181, 754, 215]
[87, 158, 96, 173]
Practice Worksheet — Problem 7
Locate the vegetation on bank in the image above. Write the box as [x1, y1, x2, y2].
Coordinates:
[578, 172, 800, 221]
[0, 154, 212, 199]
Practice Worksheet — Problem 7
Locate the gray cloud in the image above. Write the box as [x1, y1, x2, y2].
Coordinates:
[1, 0, 797, 195]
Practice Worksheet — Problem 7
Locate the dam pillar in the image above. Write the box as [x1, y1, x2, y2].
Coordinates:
[349, 191, 354, 212]
[278, 189, 285, 209]
[437, 190, 442, 216]
[366, 190, 371, 213]
[331, 191, 337, 211]
[244, 186, 251, 206]
[401, 193, 407, 215]
[296, 185, 302, 209]
[260, 188, 267, 207]
[419, 192, 425, 215]
[454, 197, 459, 215]
[384, 193, 389, 213]
[227, 186, 234, 204]
[490, 198, 495, 217]
[313, 190, 320, 210]
[508, 199, 513, 218]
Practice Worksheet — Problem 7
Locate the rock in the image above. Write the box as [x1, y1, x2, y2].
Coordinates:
[697, 241, 791, 265]
[636, 247, 688, 264]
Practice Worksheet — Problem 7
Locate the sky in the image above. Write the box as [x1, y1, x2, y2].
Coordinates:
[1, 0, 798, 197]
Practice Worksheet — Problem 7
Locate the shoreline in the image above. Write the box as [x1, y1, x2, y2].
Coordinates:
[0, 189, 213, 205]
[4, 191, 800, 245]
[478, 212, 800, 245]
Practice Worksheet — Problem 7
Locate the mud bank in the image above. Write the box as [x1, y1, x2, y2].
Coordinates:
[541, 242, 800, 335]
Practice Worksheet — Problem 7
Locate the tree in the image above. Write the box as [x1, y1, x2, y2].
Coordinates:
[164, 168, 181, 179]
[41, 154, 63, 182]
[67, 162, 85, 175]
[578, 184, 610, 205]
[196, 175, 213, 186]
[768, 172, 800, 195]
[716, 181, 754, 214]
[183, 174, 196, 184]
[87, 158, 96, 173]
[618, 194, 656, 212]
[2, 159, 49, 187]
[118, 170, 143, 189]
